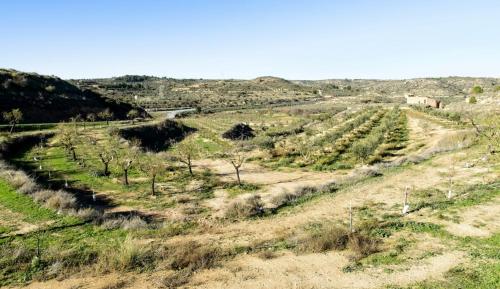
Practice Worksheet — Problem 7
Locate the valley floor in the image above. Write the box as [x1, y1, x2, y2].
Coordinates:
[1, 106, 499, 289]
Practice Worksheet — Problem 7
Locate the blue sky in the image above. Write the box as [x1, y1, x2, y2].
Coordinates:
[1, 0, 499, 79]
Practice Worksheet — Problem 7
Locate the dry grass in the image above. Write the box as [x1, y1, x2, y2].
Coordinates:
[225, 195, 264, 219]
[167, 241, 222, 271]
[296, 223, 380, 260]
[44, 190, 77, 211]
[0, 169, 38, 194]
[101, 215, 148, 230]
[96, 237, 155, 273]
[257, 250, 277, 260]
[98, 280, 128, 289]
[70, 207, 101, 221]
[159, 269, 192, 289]
[158, 241, 223, 288]
[297, 224, 349, 253]
[32, 189, 77, 211]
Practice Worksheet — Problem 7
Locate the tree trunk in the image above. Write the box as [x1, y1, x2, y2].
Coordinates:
[235, 167, 241, 186]
[124, 169, 129, 185]
[9, 123, 15, 134]
[151, 174, 156, 195]
[71, 148, 77, 161]
[188, 157, 193, 176]
[106, 120, 109, 126]
[104, 162, 109, 176]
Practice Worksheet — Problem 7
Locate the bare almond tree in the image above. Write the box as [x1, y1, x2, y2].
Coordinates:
[226, 148, 246, 186]
[98, 108, 114, 126]
[175, 137, 200, 176]
[116, 141, 139, 185]
[57, 124, 79, 161]
[139, 153, 165, 196]
[2, 108, 23, 134]
[96, 144, 116, 176]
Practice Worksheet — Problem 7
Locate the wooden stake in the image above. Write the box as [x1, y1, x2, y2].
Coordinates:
[349, 200, 354, 233]
[402, 186, 410, 215]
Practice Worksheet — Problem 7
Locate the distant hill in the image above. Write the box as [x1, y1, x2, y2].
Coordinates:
[0, 69, 147, 124]
[72, 76, 321, 110]
[73, 75, 499, 110]
[295, 77, 500, 98]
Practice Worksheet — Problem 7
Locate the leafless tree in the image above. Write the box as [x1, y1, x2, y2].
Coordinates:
[127, 109, 139, 124]
[226, 148, 246, 186]
[98, 108, 114, 126]
[139, 153, 165, 196]
[57, 124, 79, 161]
[2, 108, 23, 134]
[175, 137, 200, 176]
[116, 140, 140, 185]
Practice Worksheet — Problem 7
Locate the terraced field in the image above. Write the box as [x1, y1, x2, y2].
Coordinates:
[0, 100, 498, 289]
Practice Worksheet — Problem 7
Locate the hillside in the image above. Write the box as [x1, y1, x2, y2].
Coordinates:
[73, 75, 500, 110]
[0, 69, 146, 123]
[296, 77, 500, 98]
[72, 76, 322, 110]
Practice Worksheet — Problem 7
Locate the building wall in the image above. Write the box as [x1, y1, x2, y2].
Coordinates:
[406, 96, 441, 108]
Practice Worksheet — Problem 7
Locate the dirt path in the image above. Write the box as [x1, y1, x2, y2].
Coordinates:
[194, 158, 343, 211]
[190, 250, 465, 289]
[444, 196, 500, 237]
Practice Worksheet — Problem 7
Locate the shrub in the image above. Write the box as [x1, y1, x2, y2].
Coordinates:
[222, 123, 255, 140]
[297, 225, 349, 253]
[225, 195, 264, 219]
[71, 208, 101, 221]
[257, 250, 277, 260]
[97, 237, 155, 272]
[167, 241, 222, 271]
[468, 96, 477, 104]
[296, 223, 380, 259]
[471, 86, 483, 94]
[271, 186, 317, 208]
[18, 177, 38, 194]
[101, 216, 148, 230]
[44, 190, 77, 210]
[347, 233, 379, 259]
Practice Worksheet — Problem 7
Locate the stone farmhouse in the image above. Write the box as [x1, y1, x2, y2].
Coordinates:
[405, 94, 442, 108]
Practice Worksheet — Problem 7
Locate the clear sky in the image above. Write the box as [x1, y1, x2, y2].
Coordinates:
[1, 0, 499, 79]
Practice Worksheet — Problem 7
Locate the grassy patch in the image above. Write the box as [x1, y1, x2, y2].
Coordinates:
[0, 179, 59, 223]
[397, 262, 500, 289]
[223, 182, 261, 197]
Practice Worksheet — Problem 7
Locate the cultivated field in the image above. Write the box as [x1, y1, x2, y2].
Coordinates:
[0, 98, 498, 289]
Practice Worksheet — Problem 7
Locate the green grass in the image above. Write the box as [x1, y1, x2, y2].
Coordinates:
[13, 140, 206, 210]
[223, 182, 261, 197]
[0, 224, 127, 286]
[0, 179, 58, 223]
[397, 262, 499, 289]
[411, 182, 500, 214]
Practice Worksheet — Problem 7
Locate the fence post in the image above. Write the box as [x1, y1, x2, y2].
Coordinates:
[402, 186, 410, 215]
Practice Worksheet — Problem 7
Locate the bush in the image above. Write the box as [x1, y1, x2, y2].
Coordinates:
[271, 186, 317, 208]
[167, 241, 221, 271]
[44, 190, 77, 211]
[222, 123, 255, 140]
[296, 223, 380, 260]
[471, 86, 483, 94]
[468, 96, 477, 104]
[101, 216, 148, 230]
[97, 237, 155, 272]
[297, 225, 349, 253]
[225, 195, 264, 219]
[347, 233, 379, 259]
